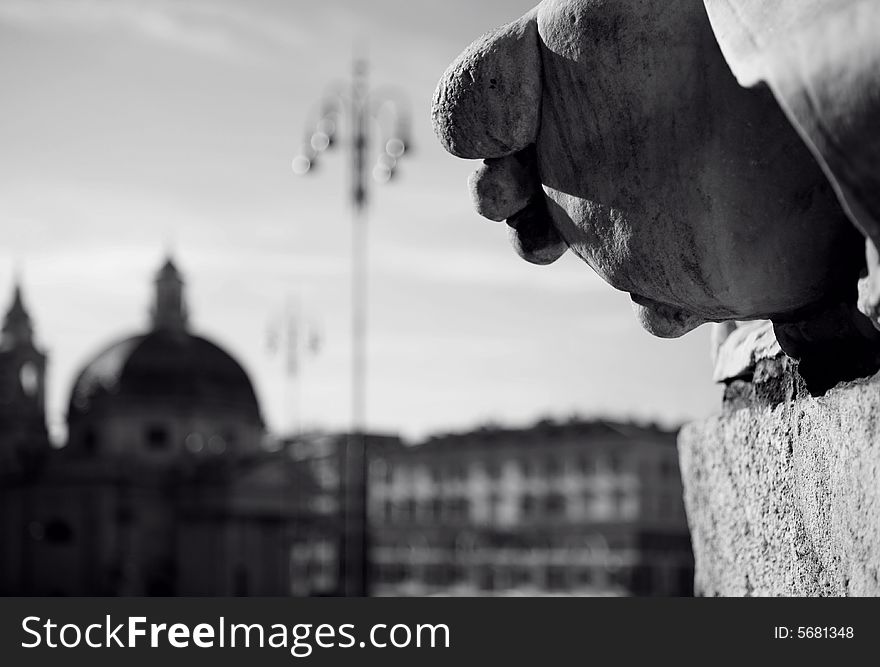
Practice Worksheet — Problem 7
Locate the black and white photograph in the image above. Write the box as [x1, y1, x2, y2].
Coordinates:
[1, 0, 879, 623]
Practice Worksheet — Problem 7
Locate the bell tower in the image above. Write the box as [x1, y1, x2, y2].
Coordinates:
[0, 281, 49, 460]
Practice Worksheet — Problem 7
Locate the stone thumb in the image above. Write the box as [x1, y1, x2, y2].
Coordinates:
[432, 10, 542, 160]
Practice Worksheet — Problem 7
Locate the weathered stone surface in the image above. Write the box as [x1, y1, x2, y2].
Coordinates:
[721, 356, 806, 414]
[679, 376, 880, 596]
[433, 0, 868, 340]
[712, 321, 782, 384]
[506, 196, 568, 266]
[431, 10, 541, 160]
[710, 321, 807, 411]
[704, 0, 880, 255]
[468, 152, 535, 223]
[434, 1, 880, 349]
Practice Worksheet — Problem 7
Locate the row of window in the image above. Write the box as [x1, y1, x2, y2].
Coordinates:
[373, 563, 616, 590]
[81, 425, 239, 454]
[372, 563, 693, 595]
[373, 491, 682, 524]
[373, 456, 679, 486]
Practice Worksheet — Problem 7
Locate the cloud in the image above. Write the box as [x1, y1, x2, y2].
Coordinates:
[0, 0, 309, 62]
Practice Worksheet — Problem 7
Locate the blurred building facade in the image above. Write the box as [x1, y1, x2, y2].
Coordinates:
[367, 422, 692, 596]
[287, 421, 693, 597]
[0, 259, 312, 596]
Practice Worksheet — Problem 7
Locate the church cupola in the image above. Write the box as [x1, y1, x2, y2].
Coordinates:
[151, 257, 188, 332]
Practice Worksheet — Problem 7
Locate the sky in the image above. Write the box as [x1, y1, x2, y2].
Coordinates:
[0, 0, 721, 442]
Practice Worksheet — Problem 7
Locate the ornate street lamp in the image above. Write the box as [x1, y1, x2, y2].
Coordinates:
[293, 57, 411, 597]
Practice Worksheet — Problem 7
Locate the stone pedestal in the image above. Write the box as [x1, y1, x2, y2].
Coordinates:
[679, 376, 880, 596]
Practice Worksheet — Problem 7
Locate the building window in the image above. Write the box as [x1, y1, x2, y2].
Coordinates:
[44, 519, 73, 545]
[546, 566, 567, 591]
[612, 488, 627, 517]
[608, 453, 622, 474]
[459, 499, 471, 523]
[545, 493, 566, 518]
[446, 498, 469, 522]
[83, 428, 99, 455]
[513, 568, 531, 587]
[145, 424, 169, 450]
[583, 489, 596, 516]
[477, 568, 495, 592]
[520, 494, 535, 519]
[488, 493, 502, 522]
[578, 456, 594, 476]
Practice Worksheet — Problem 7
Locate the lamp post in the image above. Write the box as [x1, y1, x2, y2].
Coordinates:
[293, 57, 410, 597]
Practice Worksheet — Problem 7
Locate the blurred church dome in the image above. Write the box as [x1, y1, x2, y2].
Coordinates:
[66, 257, 263, 459]
[68, 331, 261, 423]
